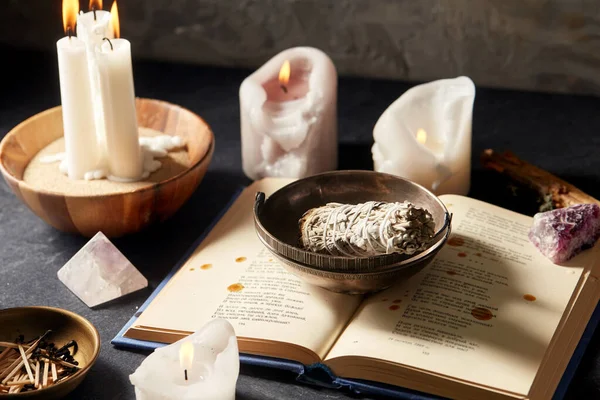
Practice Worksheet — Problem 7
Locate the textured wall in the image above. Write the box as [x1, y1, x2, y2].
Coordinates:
[2, 0, 600, 95]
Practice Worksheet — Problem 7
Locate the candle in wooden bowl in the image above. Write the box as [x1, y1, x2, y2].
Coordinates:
[0, 98, 214, 238]
[56, 0, 100, 180]
[77, 0, 114, 163]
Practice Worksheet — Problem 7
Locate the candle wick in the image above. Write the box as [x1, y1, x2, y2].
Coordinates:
[103, 37, 113, 51]
[92, 6, 97, 21]
[184, 369, 188, 381]
[67, 26, 73, 39]
[280, 84, 288, 94]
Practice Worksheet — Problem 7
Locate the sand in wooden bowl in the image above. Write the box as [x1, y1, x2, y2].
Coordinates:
[23, 127, 190, 196]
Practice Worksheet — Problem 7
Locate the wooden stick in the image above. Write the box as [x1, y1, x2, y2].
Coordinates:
[38, 356, 80, 369]
[34, 360, 40, 388]
[18, 345, 34, 382]
[42, 361, 50, 387]
[42, 361, 49, 387]
[0, 356, 17, 370]
[5, 379, 33, 386]
[481, 149, 600, 210]
[51, 362, 58, 382]
[0, 332, 47, 381]
[0, 342, 30, 350]
[0, 347, 16, 364]
[2, 359, 25, 384]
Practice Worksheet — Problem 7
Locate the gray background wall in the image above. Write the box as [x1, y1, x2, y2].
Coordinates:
[2, 0, 600, 95]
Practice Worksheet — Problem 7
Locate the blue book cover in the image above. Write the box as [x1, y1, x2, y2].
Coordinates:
[112, 189, 600, 400]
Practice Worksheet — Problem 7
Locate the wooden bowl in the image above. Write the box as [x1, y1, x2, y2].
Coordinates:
[0, 98, 214, 237]
[0, 307, 100, 399]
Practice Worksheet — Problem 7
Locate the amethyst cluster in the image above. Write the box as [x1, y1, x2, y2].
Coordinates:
[529, 204, 600, 263]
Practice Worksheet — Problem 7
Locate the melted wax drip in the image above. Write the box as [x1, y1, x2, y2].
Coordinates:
[40, 135, 185, 182]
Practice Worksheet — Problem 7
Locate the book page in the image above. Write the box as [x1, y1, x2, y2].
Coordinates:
[325, 195, 588, 395]
[128, 178, 362, 361]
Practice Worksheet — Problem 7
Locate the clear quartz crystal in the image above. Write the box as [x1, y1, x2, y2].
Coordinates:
[57, 232, 148, 307]
[528, 204, 600, 263]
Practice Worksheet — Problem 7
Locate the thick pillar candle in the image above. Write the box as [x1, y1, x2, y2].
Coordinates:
[372, 77, 475, 196]
[130, 319, 239, 400]
[57, 1, 99, 180]
[96, 38, 143, 181]
[240, 47, 338, 180]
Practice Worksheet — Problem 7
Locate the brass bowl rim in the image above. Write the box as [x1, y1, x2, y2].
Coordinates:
[254, 170, 451, 269]
[0, 98, 215, 199]
[0, 306, 101, 397]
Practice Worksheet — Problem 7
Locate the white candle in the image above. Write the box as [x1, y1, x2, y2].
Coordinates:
[372, 76, 476, 195]
[56, 0, 99, 180]
[130, 319, 240, 400]
[95, 8, 143, 181]
[76, 1, 114, 165]
[240, 47, 338, 180]
[76, 2, 113, 48]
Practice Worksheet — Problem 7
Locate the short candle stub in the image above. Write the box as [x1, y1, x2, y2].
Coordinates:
[102, 37, 113, 50]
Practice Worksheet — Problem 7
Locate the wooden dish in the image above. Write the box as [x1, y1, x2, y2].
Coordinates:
[0, 306, 101, 399]
[0, 98, 214, 237]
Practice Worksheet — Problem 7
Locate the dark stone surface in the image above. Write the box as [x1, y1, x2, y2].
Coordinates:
[1, 44, 599, 399]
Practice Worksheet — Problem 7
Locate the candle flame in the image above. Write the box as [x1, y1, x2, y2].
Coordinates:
[278, 60, 291, 86]
[179, 342, 194, 370]
[62, 0, 79, 35]
[416, 128, 427, 144]
[110, 0, 120, 38]
[89, 0, 103, 10]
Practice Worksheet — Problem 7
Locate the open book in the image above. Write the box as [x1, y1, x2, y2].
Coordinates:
[123, 178, 600, 400]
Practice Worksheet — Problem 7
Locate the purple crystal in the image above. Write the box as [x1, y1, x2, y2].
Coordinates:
[529, 204, 600, 263]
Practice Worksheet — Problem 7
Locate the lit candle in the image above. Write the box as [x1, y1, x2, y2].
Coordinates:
[372, 76, 475, 195]
[95, 1, 143, 181]
[130, 319, 240, 400]
[77, 0, 114, 164]
[76, 0, 113, 47]
[179, 342, 194, 382]
[240, 47, 338, 180]
[56, 0, 100, 180]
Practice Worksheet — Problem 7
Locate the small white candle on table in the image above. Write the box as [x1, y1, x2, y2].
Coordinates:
[56, 0, 100, 180]
[372, 76, 475, 196]
[240, 47, 338, 180]
[77, 0, 114, 164]
[95, 1, 143, 181]
[130, 319, 240, 400]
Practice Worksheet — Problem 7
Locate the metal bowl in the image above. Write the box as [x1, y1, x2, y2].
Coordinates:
[0, 307, 100, 399]
[254, 170, 451, 294]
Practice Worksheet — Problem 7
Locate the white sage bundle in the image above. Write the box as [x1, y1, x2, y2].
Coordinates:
[300, 201, 435, 257]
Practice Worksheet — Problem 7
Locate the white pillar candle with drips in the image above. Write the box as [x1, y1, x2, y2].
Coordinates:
[130, 319, 240, 400]
[76, 0, 114, 166]
[96, 36, 143, 181]
[240, 47, 338, 180]
[372, 76, 475, 196]
[56, 0, 100, 180]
